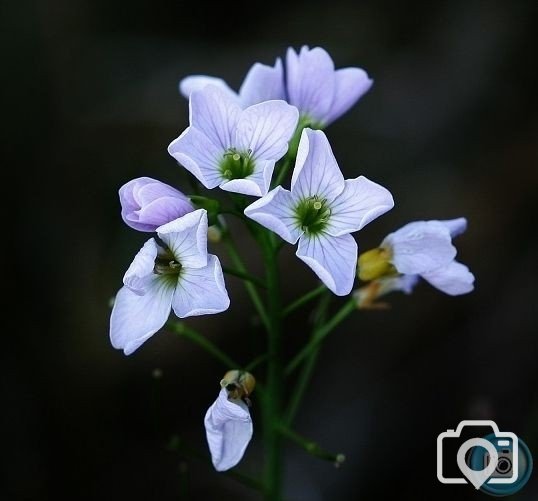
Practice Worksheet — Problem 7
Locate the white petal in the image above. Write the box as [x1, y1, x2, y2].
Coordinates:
[377, 274, 419, 296]
[179, 75, 238, 102]
[157, 210, 208, 269]
[439, 217, 467, 238]
[236, 101, 299, 161]
[168, 126, 224, 189]
[190, 85, 242, 150]
[110, 277, 174, 355]
[123, 238, 159, 294]
[172, 255, 230, 317]
[296, 233, 357, 296]
[238, 59, 285, 107]
[328, 176, 394, 236]
[382, 221, 456, 275]
[220, 159, 275, 197]
[204, 389, 253, 472]
[244, 186, 303, 244]
[421, 261, 475, 296]
[291, 128, 345, 202]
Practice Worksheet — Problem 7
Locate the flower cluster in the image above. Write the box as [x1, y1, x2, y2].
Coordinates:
[109, 46, 474, 473]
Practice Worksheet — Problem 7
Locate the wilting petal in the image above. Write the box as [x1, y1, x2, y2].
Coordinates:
[204, 389, 253, 472]
[296, 233, 357, 296]
[110, 276, 174, 355]
[168, 126, 224, 189]
[123, 238, 159, 294]
[286, 46, 335, 123]
[291, 128, 345, 202]
[439, 217, 467, 238]
[157, 210, 208, 269]
[322, 68, 373, 125]
[421, 261, 475, 296]
[382, 221, 456, 275]
[179, 75, 238, 102]
[190, 85, 242, 150]
[328, 176, 394, 236]
[172, 255, 230, 317]
[220, 159, 275, 197]
[236, 101, 299, 161]
[238, 59, 285, 107]
[244, 186, 303, 244]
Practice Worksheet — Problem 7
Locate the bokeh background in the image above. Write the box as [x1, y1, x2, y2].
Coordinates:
[8, 0, 538, 499]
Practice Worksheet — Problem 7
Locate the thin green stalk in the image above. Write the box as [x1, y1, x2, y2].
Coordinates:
[222, 266, 266, 289]
[277, 424, 346, 466]
[286, 298, 356, 375]
[282, 284, 326, 317]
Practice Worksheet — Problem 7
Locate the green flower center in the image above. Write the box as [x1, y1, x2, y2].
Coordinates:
[154, 251, 182, 277]
[219, 149, 255, 180]
[295, 195, 331, 235]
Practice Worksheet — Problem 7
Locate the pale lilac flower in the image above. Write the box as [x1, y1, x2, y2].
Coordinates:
[110, 209, 229, 355]
[168, 85, 299, 197]
[180, 46, 372, 127]
[204, 388, 253, 471]
[245, 128, 394, 296]
[119, 177, 194, 232]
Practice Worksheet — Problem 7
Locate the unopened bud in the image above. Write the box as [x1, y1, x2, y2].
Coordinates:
[357, 247, 395, 281]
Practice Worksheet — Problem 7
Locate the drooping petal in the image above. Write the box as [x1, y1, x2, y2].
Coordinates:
[244, 186, 303, 244]
[236, 101, 299, 161]
[204, 389, 253, 472]
[238, 59, 285, 107]
[179, 75, 238, 102]
[421, 261, 475, 296]
[110, 276, 174, 355]
[327, 176, 394, 236]
[190, 85, 242, 150]
[322, 68, 373, 125]
[296, 233, 358, 296]
[291, 128, 345, 202]
[286, 46, 336, 122]
[220, 159, 275, 197]
[168, 126, 224, 189]
[123, 238, 159, 294]
[157, 210, 208, 269]
[172, 255, 230, 317]
[439, 217, 468, 238]
[382, 221, 456, 275]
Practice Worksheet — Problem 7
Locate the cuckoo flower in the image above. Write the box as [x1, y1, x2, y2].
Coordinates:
[179, 46, 372, 128]
[245, 128, 394, 296]
[168, 85, 299, 197]
[358, 218, 475, 296]
[204, 388, 253, 472]
[110, 209, 229, 355]
[119, 177, 193, 232]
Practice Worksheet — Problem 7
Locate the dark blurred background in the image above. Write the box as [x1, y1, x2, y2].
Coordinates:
[7, 0, 538, 499]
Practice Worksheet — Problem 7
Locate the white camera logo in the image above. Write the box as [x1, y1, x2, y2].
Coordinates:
[437, 420, 519, 490]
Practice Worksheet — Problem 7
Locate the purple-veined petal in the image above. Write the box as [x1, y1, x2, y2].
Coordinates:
[204, 389, 253, 472]
[190, 85, 242, 150]
[157, 210, 208, 269]
[123, 238, 159, 294]
[286, 46, 336, 122]
[296, 233, 357, 296]
[133, 196, 194, 229]
[238, 59, 285, 107]
[322, 68, 373, 125]
[135, 179, 191, 205]
[236, 101, 299, 161]
[382, 221, 456, 275]
[244, 186, 303, 244]
[220, 159, 275, 197]
[327, 176, 394, 236]
[179, 75, 238, 102]
[168, 126, 224, 189]
[110, 276, 174, 355]
[439, 217, 468, 238]
[291, 128, 345, 202]
[172, 255, 230, 317]
[421, 261, 475, 296]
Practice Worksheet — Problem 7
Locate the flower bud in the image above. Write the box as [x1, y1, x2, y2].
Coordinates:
[357, 247, 395, 281]
[119, 177, 193, 232]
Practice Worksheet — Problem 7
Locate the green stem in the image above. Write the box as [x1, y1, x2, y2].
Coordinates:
[277, 425, 346, 466]
[282, 284, 326, 317]
[286, 298, 356, 375]
[222, 266, 266, 289]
